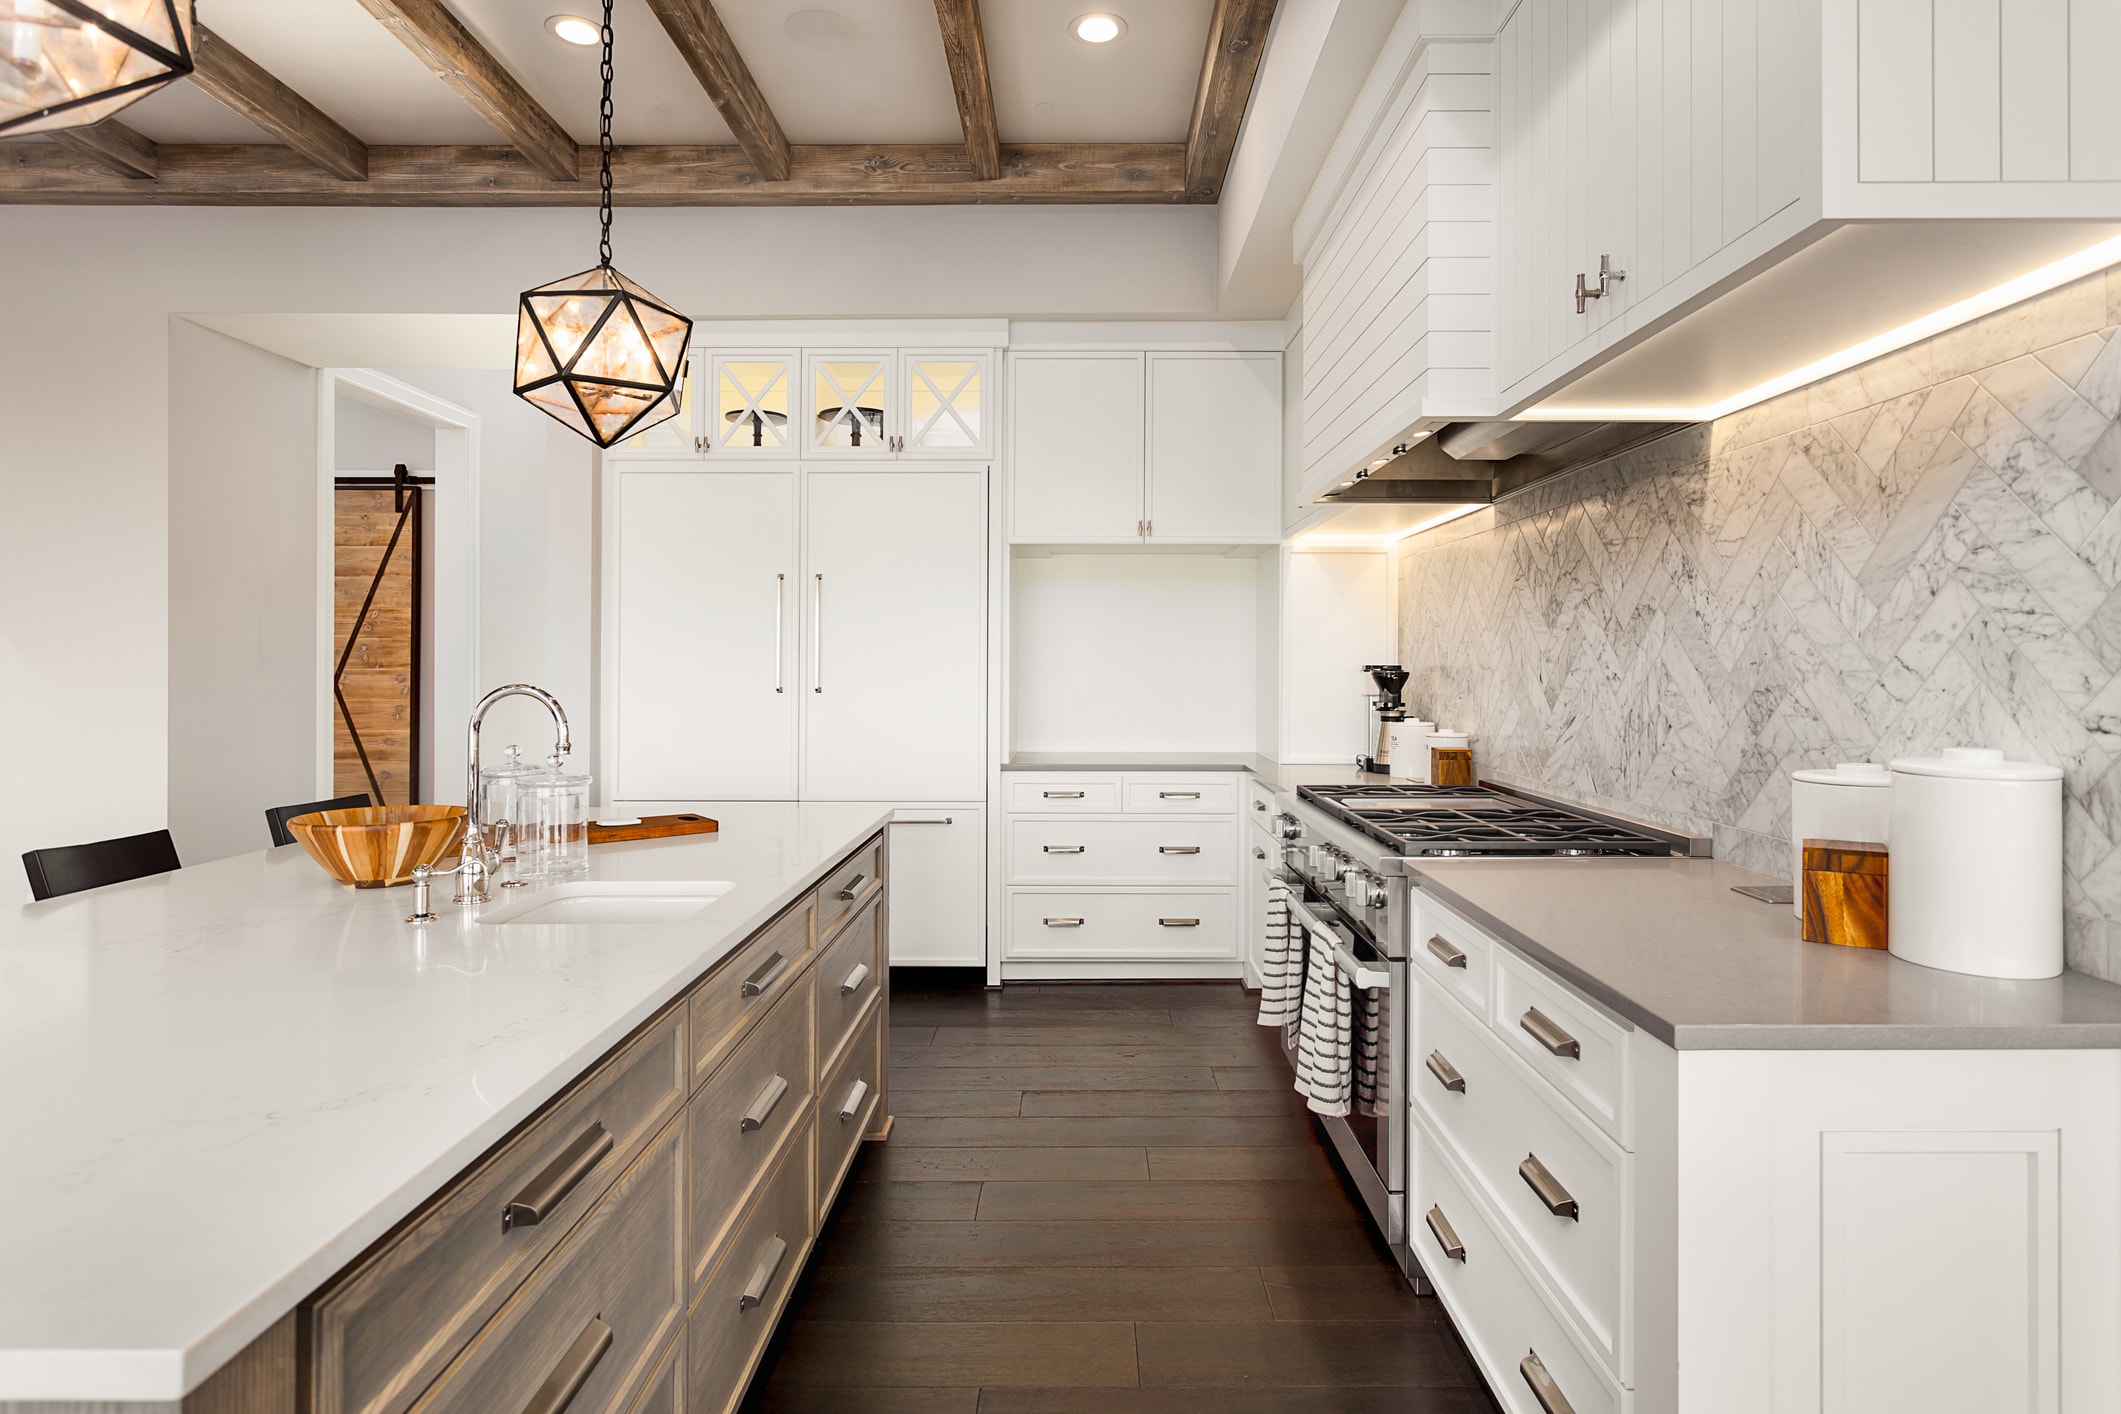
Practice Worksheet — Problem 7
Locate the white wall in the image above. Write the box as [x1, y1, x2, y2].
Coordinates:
[166, 323, 320, 864]
[0, 202, 1215, 888]
[1010, 551, 1268, 753]
[1280, 547, 1396, 762]
[334, 394, 435, 471]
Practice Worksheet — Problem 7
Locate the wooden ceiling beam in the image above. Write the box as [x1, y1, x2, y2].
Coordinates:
[644, 0, 790, 181]
[932, 0, 1000, 181]
[190, 26, 369, 181]
[46, 120, 158, 180]
[0, 141, 1187, 205]
[1185, 0, 1278, 202]
[353, 0, 579, 181]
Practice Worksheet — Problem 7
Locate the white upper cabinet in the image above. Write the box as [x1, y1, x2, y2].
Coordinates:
[1145, 353, 1282, 543]
[1008, 350, 1281, 545]
[805, 350, 894, 457]
[604, 349, 705, 460]
[707, 351, 798, 459]
[902, 351, 993, 458]
[1007, 352, 1144, 542]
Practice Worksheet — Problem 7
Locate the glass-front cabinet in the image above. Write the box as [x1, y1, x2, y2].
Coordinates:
[903, 351, 987, 455]
[709, 352, 797, 458]
[806, 351, 894, 455]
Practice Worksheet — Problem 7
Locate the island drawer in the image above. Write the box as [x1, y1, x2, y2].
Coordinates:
[816, 1003, 884, 1219]
[690, 896, 813, 1087]
[411, 1121, 685, 1414]
[310, 1009, 686, 1414]
[1491, 945, 1630, 1144]
[1007, 817, 1236, 886]
[1121, 774, 1240, 814]
[685, 973, 816, 1292]
[816, 834, 884, 942]
[1412, 894, 1493, 1018]
[815, 888, 882, 1075]
[1006, 775, 1123, 812]
[686, 1120, 817, 1414]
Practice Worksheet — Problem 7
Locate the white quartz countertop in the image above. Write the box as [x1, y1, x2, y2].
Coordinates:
[1001, 751, 1382, 792]
[0, 803, 889, 1403]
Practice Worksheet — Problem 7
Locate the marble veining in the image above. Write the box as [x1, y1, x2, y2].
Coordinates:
[1397, 265, 2121, 984]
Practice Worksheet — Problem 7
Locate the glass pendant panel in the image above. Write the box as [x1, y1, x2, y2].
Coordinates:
[0, 1, 195, 136]
[515, 264, 692, 449]
[521, 382, 592, 440]
[620, 352, 693, 450]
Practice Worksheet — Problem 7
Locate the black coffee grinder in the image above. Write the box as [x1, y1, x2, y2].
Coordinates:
[1359, 663, 1410, 774]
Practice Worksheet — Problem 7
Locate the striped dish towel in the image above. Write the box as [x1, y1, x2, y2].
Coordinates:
[1354, 984, 1387, 1116]
[1256, 877, 1300, 1027]
[1293, 941, 1353, 1116]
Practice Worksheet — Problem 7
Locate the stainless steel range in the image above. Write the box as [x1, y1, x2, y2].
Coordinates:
[1269, 779, 1706, 1279]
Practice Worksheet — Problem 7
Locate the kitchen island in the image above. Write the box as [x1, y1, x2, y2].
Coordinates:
[0, 802, 892, 1411]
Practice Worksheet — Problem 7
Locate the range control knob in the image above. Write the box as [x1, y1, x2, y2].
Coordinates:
[1359, 875, 1390, 910]
[1277, 815, 1304, 841]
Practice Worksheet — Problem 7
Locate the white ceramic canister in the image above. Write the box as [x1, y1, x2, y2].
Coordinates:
[1887, 748, 2063, 979]
[1389, 719, 1436, 780]
[1789, 762, 1892, 919]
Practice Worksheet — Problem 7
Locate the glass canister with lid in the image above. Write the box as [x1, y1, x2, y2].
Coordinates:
[515, 756, 593, 879]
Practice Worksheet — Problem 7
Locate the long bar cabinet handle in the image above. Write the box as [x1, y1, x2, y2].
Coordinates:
[1519, 1153, 1578, 1219]
[811, 572, 823, 693]
[1424, 1204, 1466, 1261]
[740, 1074, 790, 1133]
[1425, 1050, 1466, 1093]
[1520, 1007, 1580, 1059]
[742, 951, 788, 998]
[774, 572, 785, 693]
[1520, 1351, 1577, 1414]
[1425, 934, 1466, 968]
[519, 1317, 612, 1414]
[501, 1122, 612, 1232]
[1158, 790, 1201, 799]
[739, 1234, 790, 1311]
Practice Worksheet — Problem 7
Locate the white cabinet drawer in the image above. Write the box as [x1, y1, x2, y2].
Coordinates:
[1007, 819, 1234, 886]
[1122, 775, 1240, 814]
[1006, 891, 1237, 960]
[1414, 982, 1627, 1377]
[1006, 776, 1122, 812]
[1491, 946, 1630, 1144]
[1413, 893, 1493, 1018]
[1244, 777, 1278, 831]
[1412, 1123, 1624, 1414]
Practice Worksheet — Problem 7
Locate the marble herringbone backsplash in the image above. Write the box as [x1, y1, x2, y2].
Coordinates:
[1396, 265, 2121, 982]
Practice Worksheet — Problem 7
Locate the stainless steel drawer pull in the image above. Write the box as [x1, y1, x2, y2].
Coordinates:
[840, 962, 871, 996]
[1424, 1204, 1466, 1261]
[501, 1121, 613, 1232]
[1254, 847, 1266, 860]
[1043, 790, 1085, 799]
[1425, 1050, 1466, 1093]
[520, 1316, 612, 1414]
[836, 872, 868, 901]
[1253, 799, 1267, 811]
[1519, 1154, 1578, 1219]
[1043, 844, 1086, 854]
[1044, 917, 1084, 927]
[1159, 917, 1201, 927]
[742, 951, 789, 998]
[1159, 790, 1201, 799]
[739, 1234, 790, 1312]
[839, 1078, 870, 1122]
[1159, 845, 1201, 855]
[1520, 1351, 1577, 1414]
[1425, 934, 1467, 969]
[740, 1074, 790, 1133]
[1520, 1007, 1581, 1059]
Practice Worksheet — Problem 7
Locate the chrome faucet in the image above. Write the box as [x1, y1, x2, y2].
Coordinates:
[459, 684, 572, 905]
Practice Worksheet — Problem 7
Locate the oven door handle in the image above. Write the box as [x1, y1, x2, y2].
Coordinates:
[1330, 941, 1392, 992]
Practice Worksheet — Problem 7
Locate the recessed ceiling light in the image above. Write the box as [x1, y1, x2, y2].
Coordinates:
[546, 14, 599, 46]
[1072, 13, 1125, 43]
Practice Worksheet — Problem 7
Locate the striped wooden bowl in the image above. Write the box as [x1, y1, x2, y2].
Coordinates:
[287, 805, 468, 888]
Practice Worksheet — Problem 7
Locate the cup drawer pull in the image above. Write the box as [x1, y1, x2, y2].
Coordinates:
[519, 1316, 612, 1414]
[1159, 917, 1201, 927]
[1425, 934, 1467, 968]
[839, 1078, 870, 1123]
[836, 871, 869, 901]
[1424, 1050, 1466, 1093]
[1043, 790, 1084, 799]
[840, 962, 871, 996]
[1519, 1351, 1577, 1414]
[1158, 845, 1201, 855]
[1043, 844, 1086, 854]
[501, 1122, 612, 1232]
[1520, 1006, 1580, 1058]
[1044, 917, 1084, 927]
[739, 1234, 790, 1312]
[1519, 1153, 1578, 1219]
[741, 950, 788, 998]
[740, 1074, 790, 1133]
[1424, 1204, 1466, 1262]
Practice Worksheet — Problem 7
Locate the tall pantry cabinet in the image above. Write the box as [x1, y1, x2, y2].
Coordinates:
[602, 341, 992, 970]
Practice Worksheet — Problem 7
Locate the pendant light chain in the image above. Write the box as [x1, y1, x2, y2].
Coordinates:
[598, 0, 615, 269]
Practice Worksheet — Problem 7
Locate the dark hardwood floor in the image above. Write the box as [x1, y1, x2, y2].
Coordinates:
[741, 978, 1500, 1413]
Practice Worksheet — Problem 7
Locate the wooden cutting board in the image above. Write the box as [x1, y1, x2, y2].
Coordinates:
[589, 813, 720, 845]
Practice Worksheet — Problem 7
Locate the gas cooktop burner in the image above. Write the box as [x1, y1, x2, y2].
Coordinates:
[1298, 783, 1677, 858]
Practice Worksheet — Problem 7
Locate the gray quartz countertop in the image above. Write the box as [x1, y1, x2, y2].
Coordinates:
[1413, 856, 2121, 1051]
[1003, 752, 1381, 792]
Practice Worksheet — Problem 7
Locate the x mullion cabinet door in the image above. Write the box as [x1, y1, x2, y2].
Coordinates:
[705, 351, 799, 460]
[899, 350, 994, 459]
[804, 351, 895, 458]
[604, 348, 705, 460]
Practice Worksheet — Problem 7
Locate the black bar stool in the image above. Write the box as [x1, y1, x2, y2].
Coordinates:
[266, 794, 372, 848]
[23, 831, 182, 902]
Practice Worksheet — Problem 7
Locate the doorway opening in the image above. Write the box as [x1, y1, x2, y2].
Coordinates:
[332, 463, 435, 805]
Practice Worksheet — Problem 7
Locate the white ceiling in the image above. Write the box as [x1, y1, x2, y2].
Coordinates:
[114, 0, 1213, 147]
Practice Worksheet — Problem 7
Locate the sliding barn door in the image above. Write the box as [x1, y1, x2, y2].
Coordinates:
[333, 485, 423, 805]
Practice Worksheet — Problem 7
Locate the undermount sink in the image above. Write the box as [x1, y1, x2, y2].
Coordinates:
[476, 880, 735, 926]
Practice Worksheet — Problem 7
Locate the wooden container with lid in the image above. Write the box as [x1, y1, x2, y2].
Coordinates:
[1800, 838, 1888, 949]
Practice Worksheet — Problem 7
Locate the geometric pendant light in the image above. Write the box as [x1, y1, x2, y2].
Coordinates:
[513, 0, 691, 448]
[0, 1, 196, 137]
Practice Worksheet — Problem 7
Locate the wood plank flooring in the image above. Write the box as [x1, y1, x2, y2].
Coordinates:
[741, 979, 1499, 1413]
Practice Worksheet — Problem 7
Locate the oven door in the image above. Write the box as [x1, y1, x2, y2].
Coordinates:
[1285, 890, 1405, 1266]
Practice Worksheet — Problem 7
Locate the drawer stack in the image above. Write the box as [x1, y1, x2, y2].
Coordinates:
[1406, 890, 1675, 1414]
[305, 830, 892, 1414]
[1002, 772, 1243, 976]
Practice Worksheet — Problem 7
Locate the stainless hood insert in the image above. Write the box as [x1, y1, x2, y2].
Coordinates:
[1319, 419, 1695, 504]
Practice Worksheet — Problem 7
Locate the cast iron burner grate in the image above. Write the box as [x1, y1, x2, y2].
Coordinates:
[1299, 784, 1672, 857]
